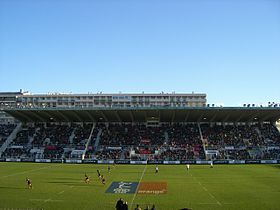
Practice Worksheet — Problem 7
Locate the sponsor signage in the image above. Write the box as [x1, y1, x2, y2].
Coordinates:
[2, 157, 278, 165]
[6, 158, 21, 162]
[35, 159, 51, 163]
[106, 147, 122, 150]
[137, 182, 167, 194]
[148, 160, 163, 164]
[130, 161, 147, 164]
[65, 159, 82, 163]
[229, 160, 245, 164]
[51, 159, 63, 163]
[267, 146, 279, 150]
[213, 160, 229, 164]
[115, 160, 130, 164]
[196, 160, 211, 164]
[205, 150, 218, 155]
[9, 145, 24, 149]
[163, 161, 180, 164]
[261, 160, 277, 164]
[106, 182, 139, 194]
[83, 159, 98, 164]
[245, 160, 261, 164]
[97, 160, 114, 164]
[21, 158, 34, 162]
[180, 160, 196, 164]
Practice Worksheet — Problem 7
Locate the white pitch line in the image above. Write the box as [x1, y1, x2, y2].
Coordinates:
[130, 164, 147, 209]
[205, 189, 222, 206]
[58, 190, 65, 194]
[202, 186, 208, 191]
[190, 173, 222, 206]
[1, 165, 54, 179]
[0, 208, 38, 210]
[44, 198, 51, 203]
[223, 202, 235, 205]
[30, 198, 63, 202]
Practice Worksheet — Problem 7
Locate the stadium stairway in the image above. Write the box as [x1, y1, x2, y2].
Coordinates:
[120, 149, 126, 159]
[0, 123, 22, 157]
[82, 123, 96, 159]
[197, 123, 207, 157]
[25, 127, 39, 153]
[255, 127, 262, 139]
[163, 131, 169, 145]
[69, 128, 76, 145]
[27, 132, 35, 147]
[275, 123, 280, 133]
[93, 129, 102, 153]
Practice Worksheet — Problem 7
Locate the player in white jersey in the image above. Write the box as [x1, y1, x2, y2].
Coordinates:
[155, 165, 159, 173]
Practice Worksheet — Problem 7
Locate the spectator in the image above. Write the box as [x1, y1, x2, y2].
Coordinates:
[134, 204, 141, 210]
[116, 198, 124, 210]
[122, 201, 128, 210]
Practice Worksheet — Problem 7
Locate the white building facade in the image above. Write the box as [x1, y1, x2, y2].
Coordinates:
[13, 92, 206, 108]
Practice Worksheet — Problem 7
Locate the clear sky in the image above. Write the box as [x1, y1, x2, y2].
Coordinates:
[0, 0, 279, 106]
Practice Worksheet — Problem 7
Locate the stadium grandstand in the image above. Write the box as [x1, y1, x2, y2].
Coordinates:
[0, 90, 280, 164]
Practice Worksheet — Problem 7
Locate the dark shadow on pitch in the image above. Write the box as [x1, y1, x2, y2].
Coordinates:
[270, 165, 280, 170]
[64, 183, 92, 187]
[0, 186, 25, 190]
[53, 177, 79, 180]
[47, 181, 79, 184]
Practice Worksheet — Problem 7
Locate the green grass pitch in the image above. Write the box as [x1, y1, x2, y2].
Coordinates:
[0, 162, 280, 210]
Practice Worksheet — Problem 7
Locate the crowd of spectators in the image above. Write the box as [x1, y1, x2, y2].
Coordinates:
[262, 149, 280, 159]
[1, 122, 280, 160]
[73, 123, 97, 147]
[201, 124, 246, 148]
[4, 126, 36, 158]
[32, 123, 73, 147]
[162, 124, 204, 159]
[224, 149, 250, 160]
[259, 124, 280, 146]
[2, 147, 27, 158]
[157, 149, 194, 160]
[0, 123, 98, 159]
[11, 127, 35, 146]
[43, 145, 64, 159]
[0, 124, 16, 145]
[94, 149, 122, 160]
[168, 123, 201, 147]
[99, 124, 166, 147]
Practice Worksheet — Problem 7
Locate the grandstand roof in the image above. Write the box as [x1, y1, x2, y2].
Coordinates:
[4, 107, 280, 123]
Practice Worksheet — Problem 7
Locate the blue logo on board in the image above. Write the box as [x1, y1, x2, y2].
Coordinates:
[106, 182, 139, 194]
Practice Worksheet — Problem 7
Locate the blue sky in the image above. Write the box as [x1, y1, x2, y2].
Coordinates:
[0, 0, 279, 106]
